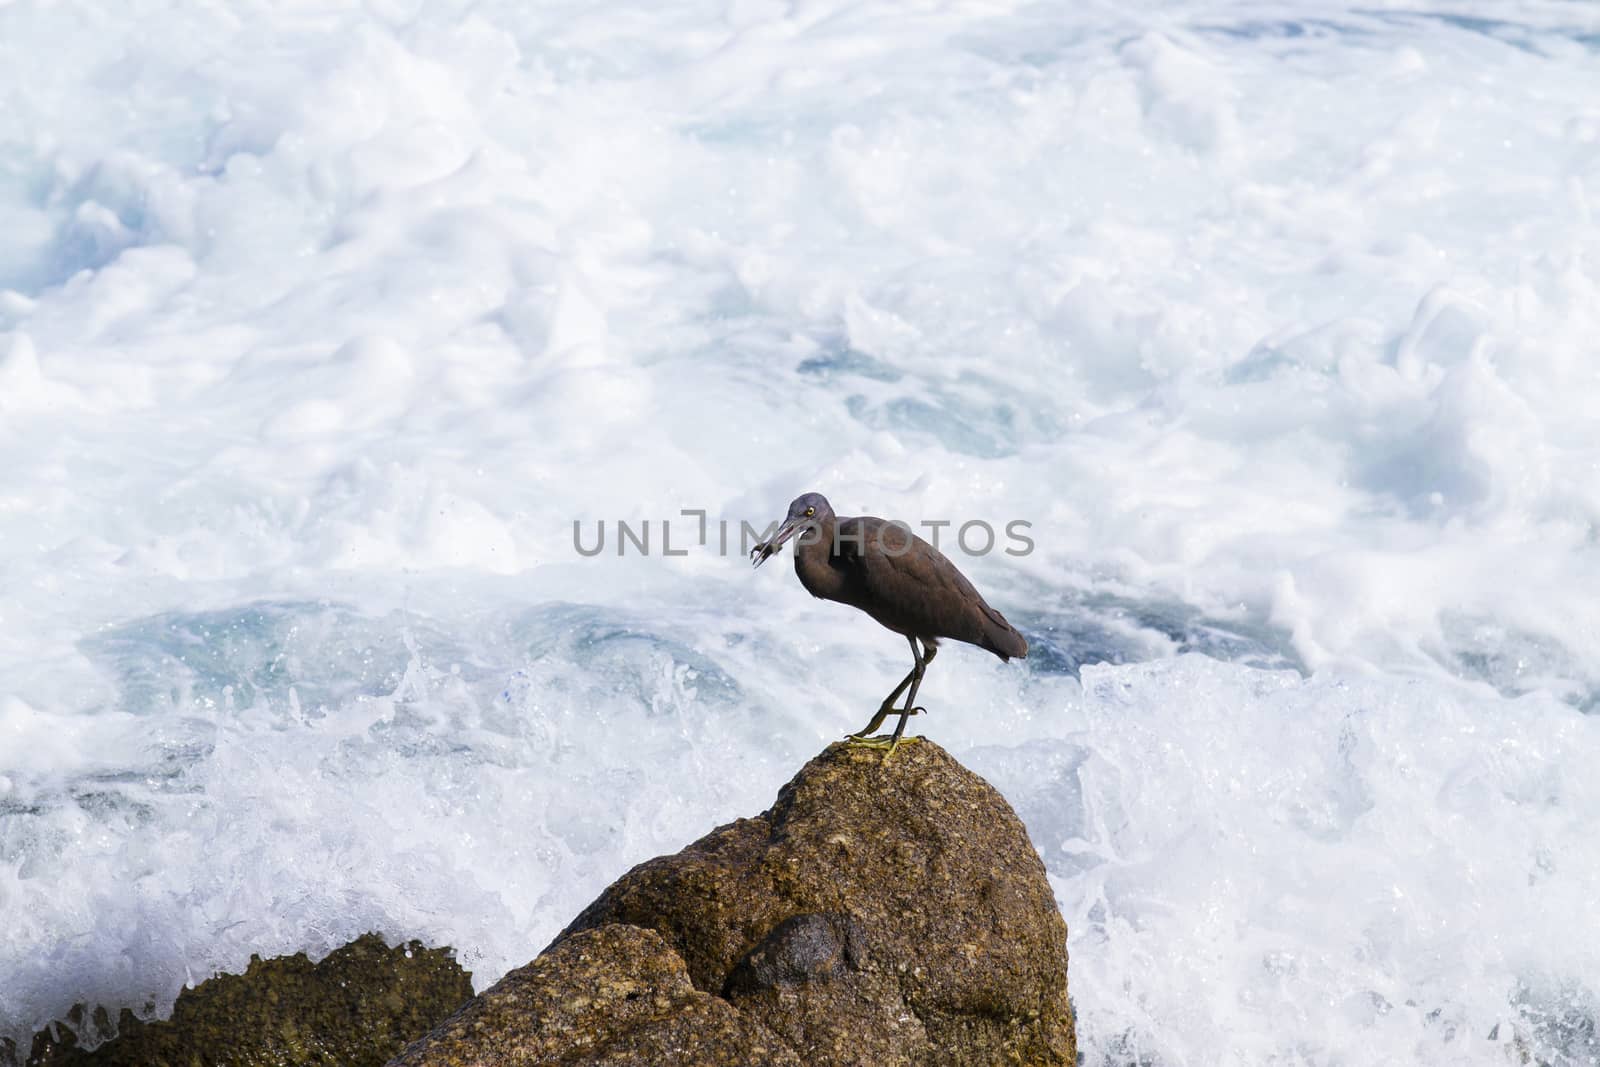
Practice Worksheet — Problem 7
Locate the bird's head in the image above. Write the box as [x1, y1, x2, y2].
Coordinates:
[750, 492, 833, 568]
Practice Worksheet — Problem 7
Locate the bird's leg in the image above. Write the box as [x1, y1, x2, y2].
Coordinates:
[849, 638, 921, 739]
[850, 638, 931, 754]
[899, 641, 936, 713]
[881, 641, 937, 755]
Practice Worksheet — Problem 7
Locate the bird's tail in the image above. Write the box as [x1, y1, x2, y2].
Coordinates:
[978, 604, 1028, 661]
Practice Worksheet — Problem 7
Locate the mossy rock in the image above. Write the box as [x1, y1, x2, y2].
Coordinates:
[15, 934, 471, 1067]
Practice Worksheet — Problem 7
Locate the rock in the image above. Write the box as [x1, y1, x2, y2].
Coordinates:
[722, 912, 868, 997]
[11, 934, 472, 1067]
[393, 740, 1075, 1066]
[386, 924, 800, 1067]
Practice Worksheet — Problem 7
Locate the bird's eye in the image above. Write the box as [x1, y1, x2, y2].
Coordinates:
[804, 506, 815, 516]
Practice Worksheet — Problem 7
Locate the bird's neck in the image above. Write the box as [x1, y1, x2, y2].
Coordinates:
[793, 514, 840, 595]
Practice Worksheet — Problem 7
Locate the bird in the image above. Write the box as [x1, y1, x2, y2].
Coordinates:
[750, 492, 1027, 753]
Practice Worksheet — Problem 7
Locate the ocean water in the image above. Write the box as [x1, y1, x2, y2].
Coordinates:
[2, 0, 1599, 1062]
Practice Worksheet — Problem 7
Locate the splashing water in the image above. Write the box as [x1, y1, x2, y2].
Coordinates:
[3, 0, 1599, 1062]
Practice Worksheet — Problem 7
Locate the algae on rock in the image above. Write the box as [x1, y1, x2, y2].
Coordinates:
[14, 934, 471, 1067]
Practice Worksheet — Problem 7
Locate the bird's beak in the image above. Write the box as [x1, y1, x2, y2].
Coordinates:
[750, 514, 809, 568]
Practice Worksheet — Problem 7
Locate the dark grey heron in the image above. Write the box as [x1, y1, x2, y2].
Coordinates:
[752, 492, 1027, 752]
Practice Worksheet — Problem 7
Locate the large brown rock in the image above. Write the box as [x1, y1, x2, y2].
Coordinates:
[9, 934, 471, 1067]
[393, 740, 1075, 1066]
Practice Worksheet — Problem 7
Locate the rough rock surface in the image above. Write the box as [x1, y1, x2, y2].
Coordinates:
[9, 934, 471, 1067]
[387, 924, 800, 1067]
[393, 740, 1075, 1066]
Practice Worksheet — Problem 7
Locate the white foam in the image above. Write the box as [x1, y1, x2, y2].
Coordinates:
[3, 0, 1599, 1062]
[977, 658, 1600, 1065]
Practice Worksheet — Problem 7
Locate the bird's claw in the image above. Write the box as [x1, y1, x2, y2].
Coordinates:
[870, 704, 923, 720]
[844, 733, 922, 759]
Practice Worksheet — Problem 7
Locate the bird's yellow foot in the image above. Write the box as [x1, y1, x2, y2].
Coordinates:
[844, 733, 922, 758]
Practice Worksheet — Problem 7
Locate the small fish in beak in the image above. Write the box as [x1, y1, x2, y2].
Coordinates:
[750, 513, 812, 568]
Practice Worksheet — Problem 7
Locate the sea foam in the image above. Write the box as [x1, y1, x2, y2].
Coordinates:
[3, 0, 1599, 1062]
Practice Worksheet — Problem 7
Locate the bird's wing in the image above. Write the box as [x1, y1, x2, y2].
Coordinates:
[842, 517, 990, 644]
